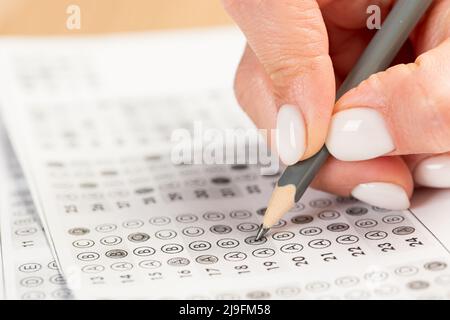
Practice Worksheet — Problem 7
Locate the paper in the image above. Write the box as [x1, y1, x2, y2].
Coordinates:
[410, 189, 450, 249]
[0, 27, 449, 299]
[0, 131, 72, 299]
[0, 230, 4, 300]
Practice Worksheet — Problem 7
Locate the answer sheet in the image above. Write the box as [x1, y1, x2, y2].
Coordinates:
[0, 229, 4, 299]
[0, 27, 449, 299]
[0, 130, 72, 299]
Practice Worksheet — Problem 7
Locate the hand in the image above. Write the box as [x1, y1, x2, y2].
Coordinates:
[222, 0, 450, 210]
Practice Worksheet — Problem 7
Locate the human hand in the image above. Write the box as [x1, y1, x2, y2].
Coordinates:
[222, 0, 450, 210]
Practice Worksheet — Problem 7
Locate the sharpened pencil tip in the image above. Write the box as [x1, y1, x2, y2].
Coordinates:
[255, 224, 270, 241]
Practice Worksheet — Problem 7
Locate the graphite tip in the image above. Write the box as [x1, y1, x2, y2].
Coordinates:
[255, 224, 270, 241]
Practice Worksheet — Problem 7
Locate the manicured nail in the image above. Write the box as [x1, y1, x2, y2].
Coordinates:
[351, 182, 410, 210]
[276, 104, 306, 165]
[414, 154, 450, 188]
[326, 107, 394, 161]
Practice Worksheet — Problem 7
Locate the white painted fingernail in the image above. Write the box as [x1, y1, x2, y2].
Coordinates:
[414, 154, 450, 188]
[276, 104, 306, 165]
[326, 107, 394, 161]
[351, 182, 410, 210]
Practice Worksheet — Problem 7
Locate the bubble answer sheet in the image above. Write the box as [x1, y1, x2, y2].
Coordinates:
[0, 232, 4, 300]
[0, 27, 449, 300]
[0, 129, 73, 299]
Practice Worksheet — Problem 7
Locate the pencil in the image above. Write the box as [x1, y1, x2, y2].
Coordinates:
[256, 0, 433, 241]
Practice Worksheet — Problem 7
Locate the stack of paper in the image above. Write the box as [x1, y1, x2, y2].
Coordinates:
[0, 27, 448, 299]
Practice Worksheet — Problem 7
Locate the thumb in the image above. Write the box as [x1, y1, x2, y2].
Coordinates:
[223, 0, 335, 165]
[326, 39, 450, 161]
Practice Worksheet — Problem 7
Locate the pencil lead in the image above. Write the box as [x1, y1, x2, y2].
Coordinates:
[255, 224, 269, 241]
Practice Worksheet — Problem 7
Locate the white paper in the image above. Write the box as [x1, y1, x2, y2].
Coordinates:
[0, 27, 449, 299]
[0, 129, 73, 299]
[410, 189, 450, 250]
[0, 231, 4, 300]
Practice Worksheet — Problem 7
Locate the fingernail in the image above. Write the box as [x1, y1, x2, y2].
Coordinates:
[276, 104, 306, 165]
[326, 107, 394, 161]
[351, 182, 410, 210]
[414, 154, 450, 188]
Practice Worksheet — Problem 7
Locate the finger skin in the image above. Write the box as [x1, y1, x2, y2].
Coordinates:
[404, 152, 450, 188]
[403, 154, 435, 172]
[311, 156, 414, 198]
[320, 0, 394, 30]
[413, 0, 450, 54]
[223, 0, 335, 159]
[334, 39, 450, 155]
[234, 45, 277, 147]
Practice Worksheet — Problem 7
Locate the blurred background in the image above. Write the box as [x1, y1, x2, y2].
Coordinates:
[0, 0, 232, 34]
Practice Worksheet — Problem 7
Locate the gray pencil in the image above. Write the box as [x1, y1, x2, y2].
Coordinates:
[256, 0, 433, 240]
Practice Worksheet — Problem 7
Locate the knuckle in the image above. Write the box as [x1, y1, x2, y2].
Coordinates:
[357, 63, 415, 110]
[233, 55, 264, 112]
[358, 71, 387, 99]
[267, 53, 330, 95]
[415, 51, 435, 69]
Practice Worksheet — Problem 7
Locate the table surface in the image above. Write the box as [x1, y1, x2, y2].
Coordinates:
[0, 0, 232, 35]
